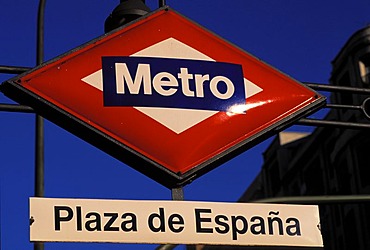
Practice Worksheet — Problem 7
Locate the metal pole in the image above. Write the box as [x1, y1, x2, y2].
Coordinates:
[304, 82, 370, 95]
[34, 0, 46, 250]
[159, 0, 166, 7]
[155, 187, 184, 250]
[297, 118, 370, 129]
[171, 186, 184, 201]
[0, 65, 30, 74]
[0, 104, 34, 113]
[326, 103, 362, 111]
[36, 0, 46, 66]
[252, 195, 370, 205]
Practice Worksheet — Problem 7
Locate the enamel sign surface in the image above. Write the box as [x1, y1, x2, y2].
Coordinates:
[1, 7, 325, 187]
[30, 197, 323, 247]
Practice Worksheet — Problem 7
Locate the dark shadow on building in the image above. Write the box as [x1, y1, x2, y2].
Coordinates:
[239, 25, 370, 250]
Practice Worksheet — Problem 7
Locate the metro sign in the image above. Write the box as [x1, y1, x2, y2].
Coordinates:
[1, 7, 325, 188]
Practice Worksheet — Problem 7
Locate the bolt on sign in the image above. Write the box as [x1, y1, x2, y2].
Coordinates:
[1, 7, 325, 188]
[29, 197, 323, 247]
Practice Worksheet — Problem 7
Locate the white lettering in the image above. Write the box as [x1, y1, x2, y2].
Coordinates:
[210, 76, 235, 99]
[114, 63, 236, 99]
[194, 74, 209, 98]
[153, 72, 178, 96]
[115, 63, 152, 95]
[178, 68, 194, 97]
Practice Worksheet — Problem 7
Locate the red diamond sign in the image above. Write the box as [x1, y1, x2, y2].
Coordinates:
[1, 7, 325, 188]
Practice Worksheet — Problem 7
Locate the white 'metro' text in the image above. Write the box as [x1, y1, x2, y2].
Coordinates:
[114, 63, 235, 100]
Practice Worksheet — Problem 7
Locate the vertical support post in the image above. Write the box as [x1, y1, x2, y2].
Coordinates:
[159, 0, 166, 7]
[34, 0, 46, 250]
[35, 115, 44, 198]
[155, 187, 184, 250]
[171, 186, 184, 201]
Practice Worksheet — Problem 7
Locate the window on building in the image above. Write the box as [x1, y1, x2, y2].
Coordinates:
[359, 54, 370, 85]
[303, 158, 325, 195]
[336, 156, 353, 195]
[337, 72, 353, 105]
[267, 160, 281, 196]
[344, 209, 360, 249]
[353, 134, 370, 189]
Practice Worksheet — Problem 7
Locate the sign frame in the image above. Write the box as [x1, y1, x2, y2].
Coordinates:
[0, 6, 326, 188]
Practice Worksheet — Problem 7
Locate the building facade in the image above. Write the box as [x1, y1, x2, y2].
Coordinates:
[239, 26, 370, 250]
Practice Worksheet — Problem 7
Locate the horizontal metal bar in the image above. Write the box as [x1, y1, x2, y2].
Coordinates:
[252, 195, 370, 205]
[304, 82, 370, 95]
[0, 103, 34, 113]
[325, 103, 361, 110]
[297, 118, 370, 129]
[0, 65, 31, 74]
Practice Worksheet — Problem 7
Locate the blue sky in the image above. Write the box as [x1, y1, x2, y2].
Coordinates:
[1, 0, 369, 249]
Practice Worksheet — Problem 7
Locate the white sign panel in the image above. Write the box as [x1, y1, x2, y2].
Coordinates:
[30, 197, 323, 247]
